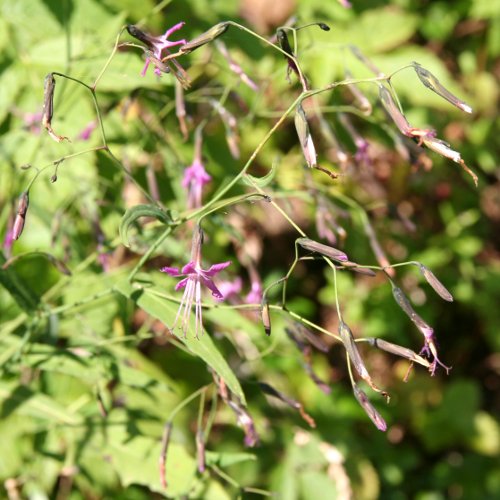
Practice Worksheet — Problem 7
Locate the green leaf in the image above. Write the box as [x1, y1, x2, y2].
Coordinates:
[106, 412, 197, 496]
[242, 158, 278, 188]
[205, 451, 256, 468]
[114, 280, 246, 404]
[0, 381, 83, 425]
[0, 254, 39, 313]
[119, 204, 172, 248]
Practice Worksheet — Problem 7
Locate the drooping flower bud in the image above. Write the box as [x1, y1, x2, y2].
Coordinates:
[367, 337, 431, 368]
[260, 298, 271, 336]
[259, 382, 316, 428]
[295, 104, 317, 168]
[417, 263, 453, 302]
[12, 192, 29, 240]
[159, 421, 173, 489]
[352, 384, 387, 431]
[195, 429, 206, 473]
[297, 237, 348, 262]
[339, 321, 388, 398]
[179, 22, 230, 55]
[42, 74, 70, 143]
[412, 62, 472, 114]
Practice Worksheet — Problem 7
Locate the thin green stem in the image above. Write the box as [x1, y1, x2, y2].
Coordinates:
[169, 385, 209, 422]
[127, 226, 173, 281]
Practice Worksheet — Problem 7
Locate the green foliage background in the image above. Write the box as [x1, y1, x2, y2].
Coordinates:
[0, 0, 498, 498]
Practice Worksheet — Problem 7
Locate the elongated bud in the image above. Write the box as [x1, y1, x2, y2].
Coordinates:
[159, 421, 173, 489]
[339, 322, 388, 398]
[259, 382, 316, 428]
[215, 40, 258, 91]
[42, 74, 70, 143]
[379, 85, 412, 136]
[368, 338, 431, 368]
[412, 62, 472, 114]
[295, 104, 317, 168]
[339, 261, 376, 276]
[391, 285, 434, 339]
[297, 237, 348, 262]
[345, 70, 372, 114]
[179, 22, 229, 54]
[12, 192, 29, 240]
[352, 384, 387, 431]
[226, 399, 260, 447]
[195, 430, 206, 473]
[175, 80, 188, 140]
[126, 25, 154, 46]
[417, 264, 453, 302]
[295, 322, 330, 353]
[261, 299, 271, 336]
[349, 45, 383, 77]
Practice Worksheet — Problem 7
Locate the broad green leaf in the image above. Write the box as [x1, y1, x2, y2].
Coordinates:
[205, 451, 256, 468]
[106, 413, 197, 496]
[0, 381, 82, 425]
[114, 280, 246, 404]
[0, 254, 39, 313]
[119, 204, 172, 248]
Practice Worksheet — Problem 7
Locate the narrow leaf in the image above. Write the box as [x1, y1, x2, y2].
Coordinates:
[119, 204, 172, 248]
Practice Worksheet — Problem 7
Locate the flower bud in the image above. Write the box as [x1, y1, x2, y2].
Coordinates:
[196, 429, 206, 473]
[417, 264, 453, 302]
[295, 104, 317, 168]
[297, 237, 348, 262]
[179, 22, 229, 54]
[412, 62, 472, 114]
[12, 192, 29, 240]
[368, 337, 430, 368]
[159, 421, 173, 489]
[261, 299, 271, 336]
[42, 73, 69, 143]
[352, 384, 387, 431]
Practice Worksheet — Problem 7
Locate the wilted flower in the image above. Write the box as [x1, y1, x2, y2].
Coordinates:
[161, 227, 231, 337]
[126, 24, 189, 87]
[295, 104, 317, 168]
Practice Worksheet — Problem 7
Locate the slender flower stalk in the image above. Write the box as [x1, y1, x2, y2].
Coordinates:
[161, 227, 231, 338]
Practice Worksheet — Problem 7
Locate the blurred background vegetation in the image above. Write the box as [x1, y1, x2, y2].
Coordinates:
[0, 0, 498, 498]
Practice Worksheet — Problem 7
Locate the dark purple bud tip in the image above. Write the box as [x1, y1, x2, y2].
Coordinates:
[50, 174, 57, 183]
[318, 23, 330, 31]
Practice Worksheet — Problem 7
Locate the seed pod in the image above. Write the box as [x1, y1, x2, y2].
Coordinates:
[12, 192, 29, 240]
[352, 384, 387, 431]
[42, 73, 69, 143]
[259, 382, 316, 428]
[339, 261, 376, 277]
[368, 338, 431, 368]
[294, 104, 317, 168]
[261, 299, 271, 336]
[391, 285, 434, 339]
[297, 237, 348, 262]
[345, 70, 372, 114]
[195, 429, 206, 473]
[179, 22, 229, 54]
[412, 62, 472, 114]
[417, 264, 453, 302]
[339, 322, 388, 397]
[159, 421, 173, 489]
[379, 85, 412, 136]
[126, 24, 154, 46]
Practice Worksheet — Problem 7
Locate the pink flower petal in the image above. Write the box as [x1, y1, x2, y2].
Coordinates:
[175, 277, 190, 291]
[205, 261, 231, 276]
[160, 266, 181, 276]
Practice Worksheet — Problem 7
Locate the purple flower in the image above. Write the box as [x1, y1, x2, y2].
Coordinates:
[161, 228, 230, 337]
[141, 23, 187, 77]
[182, 159, 211, 209]
[78, 121, 97, 141]
[245, 280, 262, 305]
